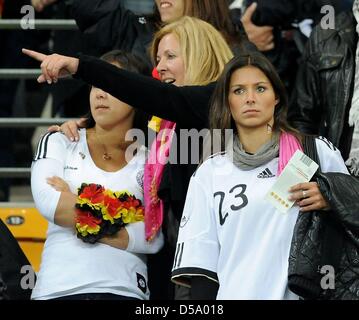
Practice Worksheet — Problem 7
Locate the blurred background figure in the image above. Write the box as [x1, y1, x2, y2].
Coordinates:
[229, 0, 353, 97]
[123, 0, 154, 14]
[31, 0, 99, 118]
[289, 0, 357, 176]
[0, 0, 49, 201]
[31, 0, 157, 118]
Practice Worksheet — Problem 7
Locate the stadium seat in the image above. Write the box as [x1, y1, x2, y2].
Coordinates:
[0, 207, 47, 272]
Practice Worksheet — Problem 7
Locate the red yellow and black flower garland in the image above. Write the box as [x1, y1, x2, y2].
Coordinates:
[75, 183, 144, 244]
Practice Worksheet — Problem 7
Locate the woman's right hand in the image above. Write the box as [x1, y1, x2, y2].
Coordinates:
[48, 118, 87, 142]
[241, 3, 274, 52]
[46, 176, 71, 193]
[22, 49, 79, 84]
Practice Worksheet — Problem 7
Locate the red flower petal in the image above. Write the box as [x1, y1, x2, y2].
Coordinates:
[76, 210, 102, 228]
[80, 184, 105, 204]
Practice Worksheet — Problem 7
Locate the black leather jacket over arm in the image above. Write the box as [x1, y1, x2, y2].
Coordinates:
[288, 171, 359, 299]
[317, 172, 359, 245]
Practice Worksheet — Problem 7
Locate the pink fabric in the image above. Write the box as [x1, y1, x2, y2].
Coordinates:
[144, 67, 176, 241]
[278, 132, 303, 176]
[144, 120, 176, 241]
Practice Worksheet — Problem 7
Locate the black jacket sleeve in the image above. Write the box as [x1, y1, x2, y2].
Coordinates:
[288, 38, 323, 134]
[246, 0, 295, 28]
[71, 0, 155, 57]
[75, 55, 215, 129]
[244, 0, 328, 27]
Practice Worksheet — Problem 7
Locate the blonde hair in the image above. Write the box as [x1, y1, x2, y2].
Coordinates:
[151, 16, 234, 86]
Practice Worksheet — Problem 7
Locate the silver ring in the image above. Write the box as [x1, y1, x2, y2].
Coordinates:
[302, 190, 307, 198]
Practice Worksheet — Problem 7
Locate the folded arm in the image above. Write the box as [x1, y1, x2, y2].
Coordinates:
[32, 150, 163, 253]
[31, 158, 76, 228]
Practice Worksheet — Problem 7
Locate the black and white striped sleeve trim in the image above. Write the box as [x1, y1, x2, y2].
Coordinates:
[171, 268, 219, 288]
[317, 136, 338, 151]
[33, 132, 57, 161]
[173, 242, 185, 269]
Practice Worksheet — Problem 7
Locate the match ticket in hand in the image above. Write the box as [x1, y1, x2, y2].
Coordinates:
[265, 150, 319, 213]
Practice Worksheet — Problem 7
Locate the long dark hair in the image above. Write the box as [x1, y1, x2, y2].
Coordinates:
[209, 52, 302, 148]
[147, 4, 162, 29]
[184, 0, 243, 49]
[83, 50, 151, 134]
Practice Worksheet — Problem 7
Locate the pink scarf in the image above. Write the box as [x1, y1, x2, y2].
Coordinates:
[144, 120, 176, 241]
[278, 132, 303, 175]
[144, 67, 176, 241]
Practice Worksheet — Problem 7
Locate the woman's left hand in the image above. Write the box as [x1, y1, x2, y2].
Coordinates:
[47, 176, 70, 192]
[289, 182, 330, 212]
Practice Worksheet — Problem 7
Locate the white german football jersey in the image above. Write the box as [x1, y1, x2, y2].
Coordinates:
[172, 137, 348, 300]
[31, 129, 163, 300]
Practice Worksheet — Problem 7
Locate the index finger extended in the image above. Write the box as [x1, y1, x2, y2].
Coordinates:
[22, 48, 48, 62]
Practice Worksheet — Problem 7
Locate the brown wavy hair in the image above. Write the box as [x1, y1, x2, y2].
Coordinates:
[183, 0, 241, 47]
[209, 52, 302, 149]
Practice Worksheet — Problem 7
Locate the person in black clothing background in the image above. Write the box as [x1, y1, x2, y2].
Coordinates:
[71, 0, 252, 64]
[288, 1, 357, 175]
[0, 0, 50, 200]
[231, 0, 353, 95]
[31, 0, 104, 117]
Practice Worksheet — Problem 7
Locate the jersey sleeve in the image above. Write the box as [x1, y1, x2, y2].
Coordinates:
[33, 132, 68, 165]
[125, 222, 164, 254]
[315, 137, 349, 174]
[31, 132, 69, 223]
[171, 172, 219, 287]
[31, 158, 63, 223]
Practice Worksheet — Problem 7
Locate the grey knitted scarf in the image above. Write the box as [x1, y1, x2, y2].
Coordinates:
[232, 133, 279, 171]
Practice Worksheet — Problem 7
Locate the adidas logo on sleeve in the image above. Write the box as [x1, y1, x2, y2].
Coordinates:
[257, 168, 275, 179]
